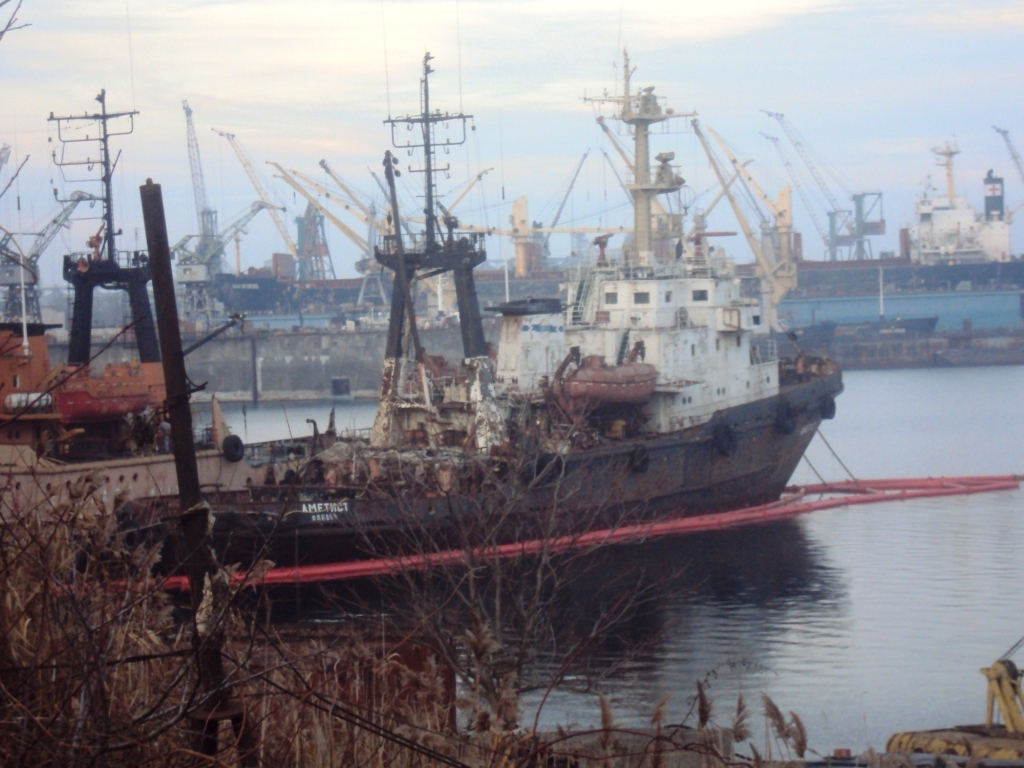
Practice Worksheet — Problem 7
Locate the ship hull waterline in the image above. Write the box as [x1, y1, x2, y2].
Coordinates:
[206, 371, 844, 570]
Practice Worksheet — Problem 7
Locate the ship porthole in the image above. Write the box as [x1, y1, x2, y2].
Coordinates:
[132, 473, 138, 482]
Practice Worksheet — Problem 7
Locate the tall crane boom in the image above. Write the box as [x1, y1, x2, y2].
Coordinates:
[693, 119, 795, 316]
[763, 132, 827, 245]
[994, 126, 1024, 190]
[543, 151, 589, 251]
[182, 101, 217, 239]
[269, 162, 368, 253]
[318, 159, 372, 219]
[763, 111, 846, 219]
[212, 128, 299, 258]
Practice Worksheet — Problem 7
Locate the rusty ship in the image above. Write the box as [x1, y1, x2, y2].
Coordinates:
[189, 54, 843, 569]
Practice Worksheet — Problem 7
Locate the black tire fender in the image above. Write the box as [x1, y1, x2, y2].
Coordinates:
[820, 395, 837, 420]
[713, 423, 737, 457]
[629, 444, 650, 473]
[775, 401, 797, 435]
[222, 434, 245, 463]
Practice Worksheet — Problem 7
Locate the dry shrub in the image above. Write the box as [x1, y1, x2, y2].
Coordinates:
[0, 481, 465, 767]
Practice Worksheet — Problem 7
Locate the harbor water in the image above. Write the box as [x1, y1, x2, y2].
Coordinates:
[208, 366, 1024, 753]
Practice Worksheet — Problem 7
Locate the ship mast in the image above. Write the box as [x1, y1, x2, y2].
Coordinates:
[586, 51, 693, 267]
[932, 141, 960, 201]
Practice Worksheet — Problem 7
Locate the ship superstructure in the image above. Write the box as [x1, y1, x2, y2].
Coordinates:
[910, 142, 1011, 265]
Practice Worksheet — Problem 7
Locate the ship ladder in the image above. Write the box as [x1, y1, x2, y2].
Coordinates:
[571, 275, 592, 325]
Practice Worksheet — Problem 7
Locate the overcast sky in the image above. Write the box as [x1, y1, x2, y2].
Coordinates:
[1, 0, 1023, 285]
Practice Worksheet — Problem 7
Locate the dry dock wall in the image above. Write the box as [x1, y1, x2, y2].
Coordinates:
[47, 321, 498, 402]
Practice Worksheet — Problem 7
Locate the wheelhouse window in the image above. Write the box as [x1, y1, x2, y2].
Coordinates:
[692, 289, 708, 301]
[604, 292, 618, 305]
[665, 291, 672, 302]
[633, 292, 650, 304]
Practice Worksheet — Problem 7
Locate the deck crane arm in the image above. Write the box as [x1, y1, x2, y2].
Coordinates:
[543, 151, 589, 249]
[764, 111, 852, 236]
[24, 191, 100, 272]
[693, 119, 793, 311]
[763, 132, 828, 245]
[446, 167, 493, 214]
[212, 128, 299, 259]
[708, 127, 787, 221]
[269, 162, 368, 253]
[288, 169, 372, 226]
[218, 201, 276, 245]
[319, 159, 372, 219]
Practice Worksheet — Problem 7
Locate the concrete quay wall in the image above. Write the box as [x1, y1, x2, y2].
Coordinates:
[47, 321, 497, 402]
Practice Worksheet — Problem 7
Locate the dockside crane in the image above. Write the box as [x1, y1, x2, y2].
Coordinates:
[212, 128, 299, 259]
[708, 126, 797, 266]
[993, 126, 1024, 218]
[764, 111, 882, 260]
[182, 101, 218, 257]
[268, 162, 366, 280]
[763, 133, 827, 247]
[0, 190, 101, 321]
[693, 119, 795, 325]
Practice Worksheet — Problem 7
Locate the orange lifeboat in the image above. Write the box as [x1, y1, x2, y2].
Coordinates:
[563, 355, 658, 405]
[53, 361, 166, 422]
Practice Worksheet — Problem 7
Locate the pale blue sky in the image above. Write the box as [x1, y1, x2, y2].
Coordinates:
[1, 0, 1022, 284]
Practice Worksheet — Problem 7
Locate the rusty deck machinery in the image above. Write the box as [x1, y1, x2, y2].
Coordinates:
[371, 53, 489, 447]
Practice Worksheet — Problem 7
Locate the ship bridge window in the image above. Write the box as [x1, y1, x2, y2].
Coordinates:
[633, 292, 650, 304]
[604, 292, 618, 305]
[692, 289, 708, 301]
[11, 375, 18, 389]
[753, 315, 761, 325]
[920, 213, 932, 222]
[665, 291, 672, 302]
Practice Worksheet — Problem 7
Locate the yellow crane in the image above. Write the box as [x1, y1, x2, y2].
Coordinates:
[692, 119, 796, 322]
[708, 125, 796, 266]
[268, 162, 369, 253]
[212, 128, 299, 259]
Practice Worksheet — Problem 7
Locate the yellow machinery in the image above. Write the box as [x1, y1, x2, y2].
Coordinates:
[887, 659, 1024, 759]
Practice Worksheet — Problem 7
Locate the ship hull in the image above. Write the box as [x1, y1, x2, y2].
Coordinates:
[207, 370, 843, 569]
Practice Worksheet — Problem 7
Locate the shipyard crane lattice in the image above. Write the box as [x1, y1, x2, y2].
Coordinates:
[182, 101, 218, 251]
[212, 128, 299, 259]
[0, 191, 101, 321]
[763, 132, 827, 245]
[994, 126, 1024, 216]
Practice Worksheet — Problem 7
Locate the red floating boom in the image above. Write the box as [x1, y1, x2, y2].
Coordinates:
[161, 475, 1021, 592]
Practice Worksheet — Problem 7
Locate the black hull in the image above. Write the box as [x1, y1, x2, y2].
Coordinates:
[204, 371, 843, 570]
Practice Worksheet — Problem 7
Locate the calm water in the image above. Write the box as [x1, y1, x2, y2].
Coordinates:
[206, 367, 1024, 752]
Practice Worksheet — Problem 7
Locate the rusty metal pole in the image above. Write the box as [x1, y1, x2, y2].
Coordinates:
[140, 179, 257, 766]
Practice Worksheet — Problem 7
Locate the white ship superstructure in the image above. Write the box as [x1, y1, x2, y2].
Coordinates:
[493, 55, 777, 439]
[910, 142, 1011, 265]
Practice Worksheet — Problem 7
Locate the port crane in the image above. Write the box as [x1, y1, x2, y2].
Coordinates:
[764, 111, 883, 260]
[174, 201, 277, 316]
[993, 126, 1024, 218]
[182, 101, 218, 259]
[212, 128, 299, 259]
[708, 126, 797, 266]
[693, 119, 794, 326]
[0, 190, 100, 321]
[762, 133, 828, 247]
